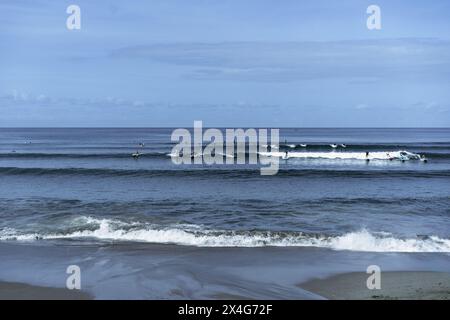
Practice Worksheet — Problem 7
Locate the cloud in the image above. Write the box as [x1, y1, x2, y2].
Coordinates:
[0, 91, 278, 111]
[0, 92, 150, 109]
[111, 38, 450, 82]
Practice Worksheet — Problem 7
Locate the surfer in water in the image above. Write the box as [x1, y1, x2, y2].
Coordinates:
[191, 152, 200, 159]
[132, 151, 140, 159]
[365, 151, 370, 162]
[387, 152, 394, 161]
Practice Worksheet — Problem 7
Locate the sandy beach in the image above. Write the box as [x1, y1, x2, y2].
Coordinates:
[0, 242, 449, 299]
[2, 271, 449, 300]
[0, 281, 92, 300]
[300, 271, 450, 300]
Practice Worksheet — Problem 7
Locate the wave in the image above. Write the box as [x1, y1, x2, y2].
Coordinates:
[0, 152, 170, 159]
[0, 166, 449, 178]
[2, 148, 448, 160]
[0, 167, 450, 178]
[1, 195, 448, 209]
[424, 152, 450, 159]
[278, 143, 450, 151]
[1, 218, 449, 252]
[260, 150, 423, 160]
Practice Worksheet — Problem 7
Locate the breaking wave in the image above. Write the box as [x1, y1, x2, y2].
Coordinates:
[1, 217, 449, 252]
[259, 150, 422, 160]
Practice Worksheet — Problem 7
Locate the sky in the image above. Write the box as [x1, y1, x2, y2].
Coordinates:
[0, 0, 450, 127]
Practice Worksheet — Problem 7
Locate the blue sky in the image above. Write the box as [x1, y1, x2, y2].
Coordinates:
[1, 0, 449, 127]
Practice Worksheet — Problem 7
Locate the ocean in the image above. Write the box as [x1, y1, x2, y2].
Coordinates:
[0, 128, 449, 298]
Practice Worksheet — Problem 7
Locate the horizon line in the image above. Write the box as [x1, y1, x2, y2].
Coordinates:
[1, 127, 449, 129]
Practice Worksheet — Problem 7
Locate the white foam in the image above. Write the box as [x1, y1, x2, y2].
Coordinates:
[259, 150, 420, 161]
[327, 230, 450, 252]
[217, 152, 235, 158]
[1, 219, 449, 252]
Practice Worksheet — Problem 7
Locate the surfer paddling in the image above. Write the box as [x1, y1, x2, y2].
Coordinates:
[420, 155, 428, 163]
[132, 151, 141, 159]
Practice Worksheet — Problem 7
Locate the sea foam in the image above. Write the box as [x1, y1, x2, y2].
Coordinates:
[259, 150, 420, 160]
[1, 217, 449, 252]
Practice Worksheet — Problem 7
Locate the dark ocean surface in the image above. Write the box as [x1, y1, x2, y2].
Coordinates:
[0, 128, 449, 298]
[0, 128, 449, 250]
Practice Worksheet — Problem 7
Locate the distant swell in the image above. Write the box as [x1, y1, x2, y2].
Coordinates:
[279, 143, 450, 151]
[0, 152, 169, 159]
[425, 152, 450, 159]
[1, 218, 449, 252]
[2, 150, 450, 160]
[0, 166, 449, 178]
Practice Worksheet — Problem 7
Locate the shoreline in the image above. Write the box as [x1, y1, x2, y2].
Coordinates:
[1, 242, 449, 299]
[3, 271, 449, 300]
[300, 271, 450, 300]
[0, 281, 92, 300]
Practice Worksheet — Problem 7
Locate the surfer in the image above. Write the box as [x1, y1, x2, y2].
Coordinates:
[420, 155, 428, 163]
[399, 151, 408, 162]
[366, 151, 370, 162]
[132, 151, 140, 159]
[191, 152, 200, 159]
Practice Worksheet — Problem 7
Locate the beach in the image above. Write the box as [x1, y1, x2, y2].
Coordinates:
[0, 242, 449, 299]
[301, 271, 450, 300]
[0, 281, 92, 300]
[3, 271, 448, 300]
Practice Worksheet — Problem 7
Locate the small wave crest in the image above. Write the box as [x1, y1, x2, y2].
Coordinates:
[0, 152, 169, 159]
[1, 167, 448, 179]
[1, 217, 449, 252]
[259, 150, 422, 161]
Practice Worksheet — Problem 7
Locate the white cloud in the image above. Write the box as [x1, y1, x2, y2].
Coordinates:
[111, 39, 450, 82]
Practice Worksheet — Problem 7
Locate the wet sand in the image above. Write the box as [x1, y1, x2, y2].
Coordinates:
[0, 281, 92, 300]
[1, 242, 449, 299]
[300, 271, 450, 300]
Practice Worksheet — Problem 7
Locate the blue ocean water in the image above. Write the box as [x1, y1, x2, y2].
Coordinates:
[0, 128, 449, 252]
